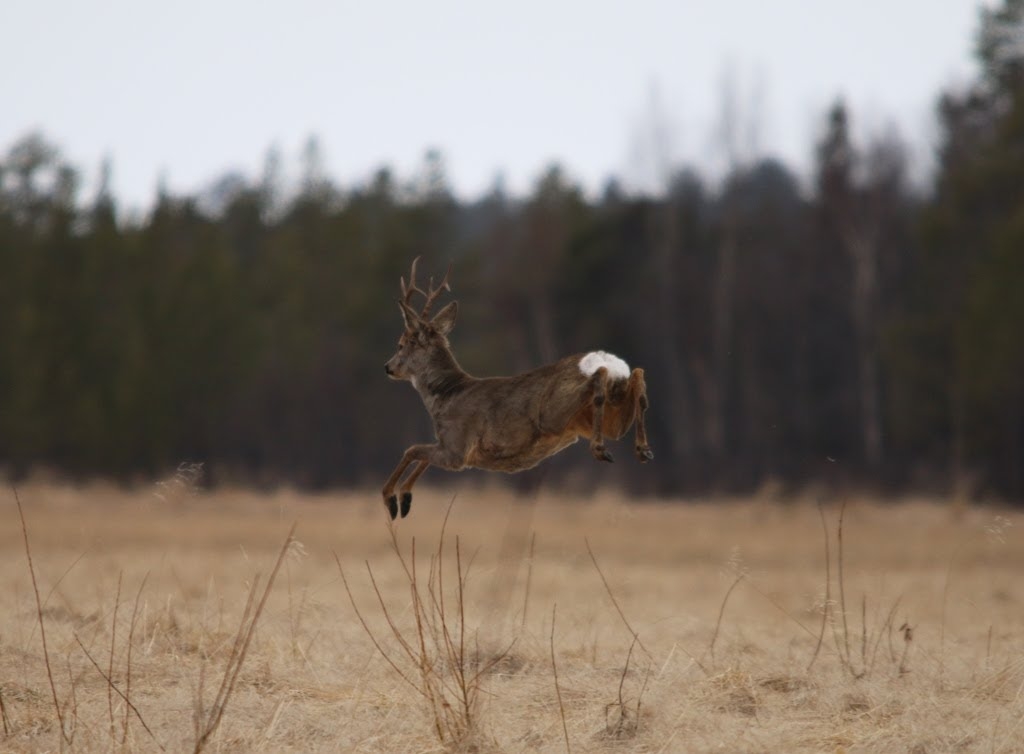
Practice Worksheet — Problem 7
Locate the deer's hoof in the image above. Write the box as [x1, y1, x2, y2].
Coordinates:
[592, 444, 614, 463]
[400, 492, 412, 518]
[385, 495, 399, 520]
[636, 446, 654, 463]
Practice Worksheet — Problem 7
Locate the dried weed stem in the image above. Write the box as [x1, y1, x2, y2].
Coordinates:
[14, 485, 70, 746]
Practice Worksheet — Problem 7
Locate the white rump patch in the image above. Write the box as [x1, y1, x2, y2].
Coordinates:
[578, 351, 630, 381]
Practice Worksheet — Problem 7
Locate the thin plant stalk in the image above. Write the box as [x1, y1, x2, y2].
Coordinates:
[74, 635, 165, 751]
[585, 537, 651, 660]
[0, 684, 10, 737]
[193, 522, 296, 754]
[124, 572, 149, 747]
[837, 499, 853, 669]
[108, 571, 123, 740]
[14, 486, 70, 745]
[708, 573, 744, 668]
[520, 532, 536, 631]
[550, 605, 571, 754]
[808, 500, 831, 672]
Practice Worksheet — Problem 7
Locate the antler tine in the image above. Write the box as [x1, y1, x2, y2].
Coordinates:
[400, 256, 423, 306]
[420, 262, 452, 318]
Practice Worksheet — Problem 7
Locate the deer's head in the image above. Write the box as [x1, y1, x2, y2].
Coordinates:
[384, 257, 459, 382]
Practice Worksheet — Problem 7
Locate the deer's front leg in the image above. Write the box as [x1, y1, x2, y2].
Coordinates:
[398, 460, 430, 517]
[381, 442, 468, 519]
[381, 444, 434, 519]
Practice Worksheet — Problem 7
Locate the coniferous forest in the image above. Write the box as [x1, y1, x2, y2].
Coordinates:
[2, 4, 1022, 501]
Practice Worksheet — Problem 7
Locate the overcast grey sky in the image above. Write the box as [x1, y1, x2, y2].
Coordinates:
[3, 0, 986, 208]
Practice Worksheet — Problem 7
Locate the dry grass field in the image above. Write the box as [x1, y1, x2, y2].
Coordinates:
[1, 479, 1022, 753]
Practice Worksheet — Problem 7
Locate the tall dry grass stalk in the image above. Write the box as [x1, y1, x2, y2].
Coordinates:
[549, 604, 571, 754]
[339, 501, 511, 749]
[14, 485, 70, 747]
[706, 574, 744, 670]
[814, 498, 912, 679]
[0, 684, 9, 737]
[602, 635, 651, 740]
[123, 573, 149, 748]
[192, 522, 296, 754]
[585, 537, 651, 660]
[72, 634, 163, 751]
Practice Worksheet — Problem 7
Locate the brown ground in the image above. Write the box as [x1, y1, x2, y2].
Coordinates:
[1, 480, 1022, 753]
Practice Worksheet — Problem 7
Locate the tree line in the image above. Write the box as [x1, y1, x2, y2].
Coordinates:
[1, 3, 1022, 499]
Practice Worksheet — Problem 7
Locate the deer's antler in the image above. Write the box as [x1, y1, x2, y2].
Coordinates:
[399, 256, 419, 306]
[420, 264, 452, 318]
[400, 256, 452, 319]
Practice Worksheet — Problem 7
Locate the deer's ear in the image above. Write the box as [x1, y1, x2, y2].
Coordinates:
[398, 300, 421, 331]
[431, 301, 458, 335]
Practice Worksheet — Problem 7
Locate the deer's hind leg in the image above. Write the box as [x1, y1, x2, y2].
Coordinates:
[628, 368, 654, 462]
[598, 368, 653, 462]
[588, 367, 615, 463]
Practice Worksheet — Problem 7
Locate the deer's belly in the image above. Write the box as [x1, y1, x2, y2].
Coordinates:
[466, 434, 579, 473]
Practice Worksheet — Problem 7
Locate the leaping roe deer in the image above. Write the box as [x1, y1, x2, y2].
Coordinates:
[382, 258, 653, 519]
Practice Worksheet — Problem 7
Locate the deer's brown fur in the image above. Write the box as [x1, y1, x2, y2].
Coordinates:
[382, 258, 652, 519]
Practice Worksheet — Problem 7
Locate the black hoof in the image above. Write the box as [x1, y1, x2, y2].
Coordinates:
[386, 495, 398, 520]
[400, 491, 412, 518]
[636, 446, 654, 463]
[592, 445, 614, 463]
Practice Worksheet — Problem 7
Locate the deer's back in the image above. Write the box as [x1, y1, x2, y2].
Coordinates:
[442, 354, 635, 472]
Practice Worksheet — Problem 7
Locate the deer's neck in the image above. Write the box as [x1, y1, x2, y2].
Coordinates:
[413, 351, 471, 413]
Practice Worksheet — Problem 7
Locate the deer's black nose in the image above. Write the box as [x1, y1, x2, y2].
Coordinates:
[384, 363, 393, 375]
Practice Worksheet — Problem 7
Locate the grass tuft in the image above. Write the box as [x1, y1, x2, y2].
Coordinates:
[340, 499, 508, 750]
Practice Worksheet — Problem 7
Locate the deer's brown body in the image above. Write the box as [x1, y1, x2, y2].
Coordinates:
[383, 259, 652, 519]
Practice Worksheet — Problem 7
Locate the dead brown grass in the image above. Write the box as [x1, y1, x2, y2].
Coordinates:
[1, 480, 1022, 752]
